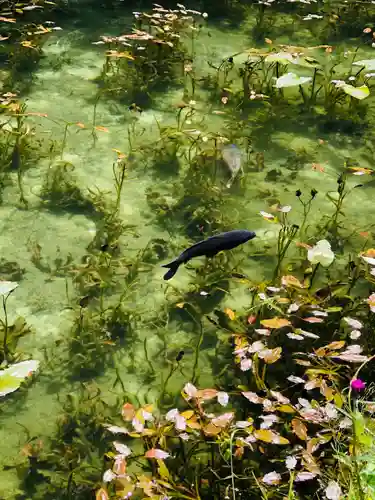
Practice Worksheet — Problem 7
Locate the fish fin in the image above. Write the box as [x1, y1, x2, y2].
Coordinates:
[161, 260, 180, 280]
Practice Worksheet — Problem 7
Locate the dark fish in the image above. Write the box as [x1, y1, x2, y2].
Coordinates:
[162, 229, 256, 280]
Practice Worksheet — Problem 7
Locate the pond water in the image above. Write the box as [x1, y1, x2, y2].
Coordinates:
[1, 1, 375, 497]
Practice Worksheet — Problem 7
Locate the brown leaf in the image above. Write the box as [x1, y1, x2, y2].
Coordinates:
[259, 347, 282, 364]
[292, 418, 308, 441]
[203, 422, 221, 436]
[282, 275, 304, 288]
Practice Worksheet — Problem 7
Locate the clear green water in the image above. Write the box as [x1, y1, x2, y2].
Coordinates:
[1, 2, 375, 497]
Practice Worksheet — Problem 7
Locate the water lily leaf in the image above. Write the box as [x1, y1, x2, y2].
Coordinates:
[341, 83, 370, 100]
[254, 429, 289, 445]
[353, 58, 375, 70]
[265, 52, 295, 64]
[0, 360, 40, 397]
[259, 347, 282, 364]
[0, 281, 18, 296]
[292, 418, 308, 440]
[277, 404, 296, 413]
[260, 318, 291, 329]
[274, 72, 312, 88]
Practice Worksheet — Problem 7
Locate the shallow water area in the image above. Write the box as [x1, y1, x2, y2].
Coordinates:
[1, 1, 375, 498]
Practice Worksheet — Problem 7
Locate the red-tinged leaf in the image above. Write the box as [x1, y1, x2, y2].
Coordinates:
[296, 241, 312, 250]
[247, 315, 256, 324]
[303, 317, 324, 323]
[196, 388, 218, 400]
[122, 402, 135, 421]
[145, 448, 170, 460]
[242, 391, 264, 404]
[76, 122, 85, 128]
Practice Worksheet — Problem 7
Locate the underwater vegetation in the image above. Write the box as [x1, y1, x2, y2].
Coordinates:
[3, 0, 375, 499]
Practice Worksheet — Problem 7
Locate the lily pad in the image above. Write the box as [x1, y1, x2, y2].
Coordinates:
[274, 72, 312, 88]
[341, 83, 370, 100]
[0, 360, 40, 397]
[353, 59, 375, 71]
[0, 281, 18, 296]
[265, 52, 295, 64]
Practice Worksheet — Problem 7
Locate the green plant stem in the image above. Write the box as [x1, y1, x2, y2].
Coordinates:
[2, 296, 8, 362]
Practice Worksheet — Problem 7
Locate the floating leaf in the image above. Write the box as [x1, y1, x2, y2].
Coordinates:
[282, 275, 304, 288]
[0, 16, 16, 22]
[145, 448, 170, 460]
[0, 360, 39, 397]
[260, 318, 291, 329]
[341, 83, 370, 100]
[242, 391, 264, 404]
[274, 72, 312, 88]
[353, 58, 375, 70]
[265, 52, 295, 64]
[277, 404, 296, 413]
[303, 316, 324, 323]
[292, 418, 308, 440]
[0, 281, 18, 296]
[259, 347, 282, 364]
[224, 308, 235, 320]
[254, 429, 289, 445]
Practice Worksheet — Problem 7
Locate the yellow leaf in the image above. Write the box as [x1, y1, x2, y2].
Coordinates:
[260, 317, 291, 329]
[203, 422, 221, 436]
[176, 302, 184, 308]
[277, 297, 290, 304]
[292, 418, 308, 441]
[324, 341, 345, 350]
[158, 459, 170, 479]
[254, 429, 289, 445]
[95, 125, 109, 132]
[282, 275, 304, 288]
[180, 410, 194, 419]
[277, 404, 296, 413]
[260, 347, 282, 364]
[224, 308, 235, 320]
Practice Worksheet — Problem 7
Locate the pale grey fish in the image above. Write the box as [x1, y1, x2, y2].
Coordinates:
[221, 144, 243, 188]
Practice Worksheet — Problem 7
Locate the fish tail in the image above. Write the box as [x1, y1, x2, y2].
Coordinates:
[161, 260, 180, 280]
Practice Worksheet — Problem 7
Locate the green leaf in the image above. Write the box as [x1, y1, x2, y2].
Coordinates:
[274, 72, 312, 88]
[341, 83, 370, 100]
[353, 59, 375, 71]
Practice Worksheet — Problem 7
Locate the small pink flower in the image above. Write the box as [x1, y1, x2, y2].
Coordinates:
[351, 378, 366, 392]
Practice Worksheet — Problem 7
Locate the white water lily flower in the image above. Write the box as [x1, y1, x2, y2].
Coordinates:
[287, 333, 304, 340]
[287, 375, 305, 384]
[307, 240, 334, 267]
[325, 480, 342, 499]
[262, 471, 282, 485]
[217, 391, 229, 407]
[295, 472, 317, 482]
[368, 293, 375, 312]
[286, 455, 297, 470]
[0, 360, 40, 397]
[105, 425, 128, 434]
[166, 409, 186, 430]
[235, 420, 252, 428]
